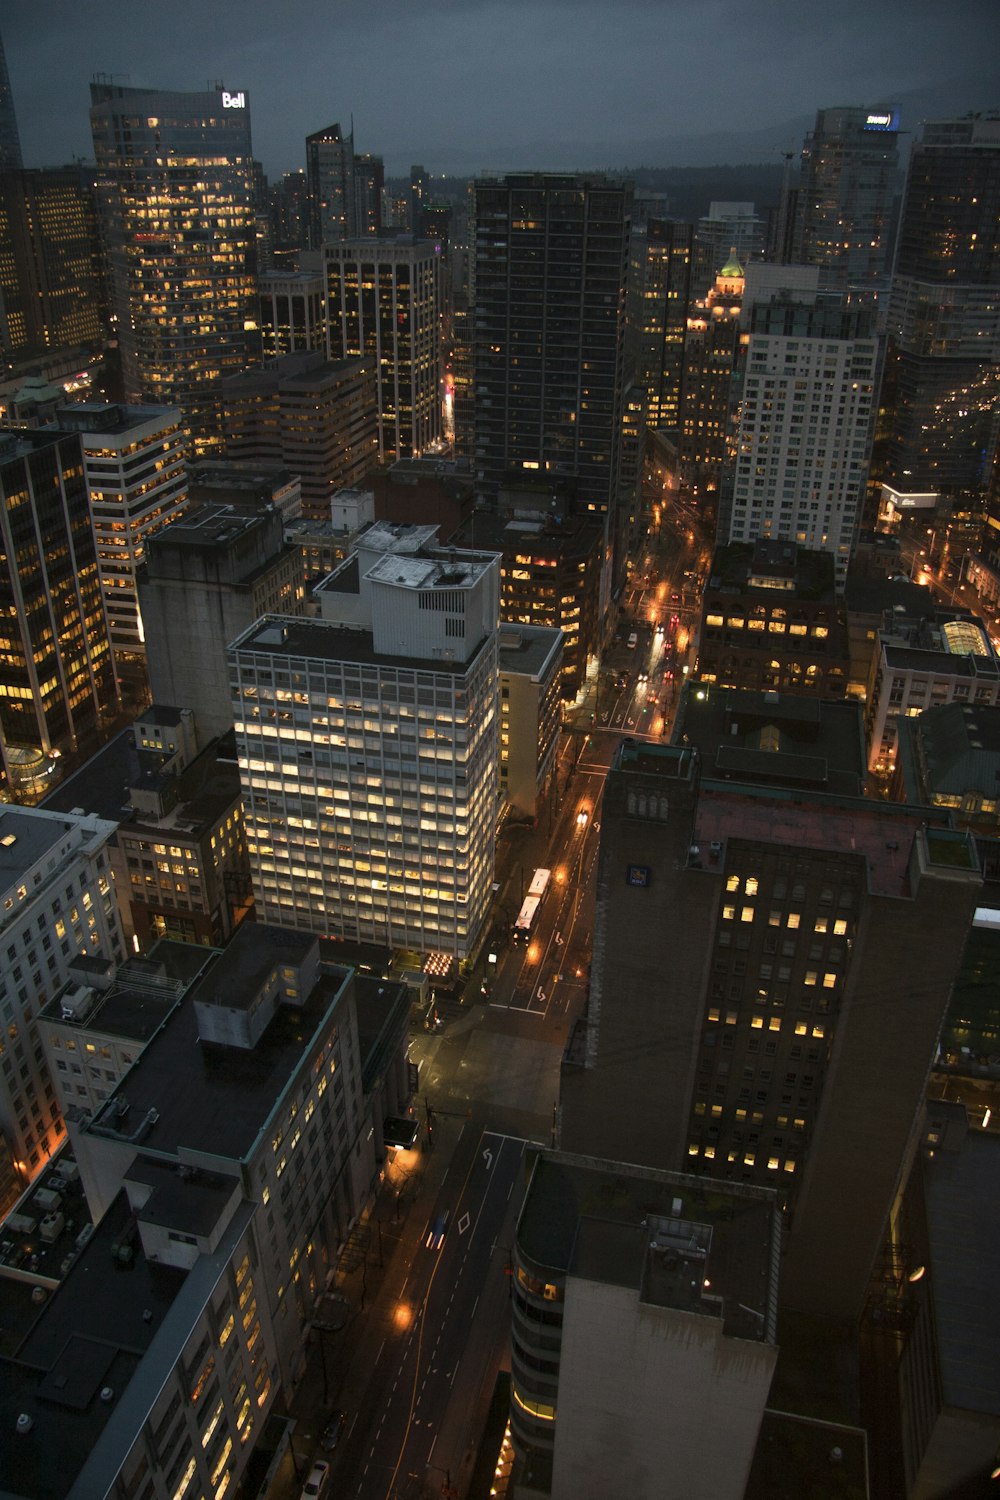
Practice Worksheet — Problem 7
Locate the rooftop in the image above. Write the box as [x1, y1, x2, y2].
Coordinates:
[231, 614, 485, 676]
[518, 1150, 778, 1345]
[674, 687, 867, 797]
[40, 941, 216, 1042]
[498, 626, 563, 680]
[191, 922, 315, 1013]
[82, 952, 353, 1164]
[0, 806, 77, 887]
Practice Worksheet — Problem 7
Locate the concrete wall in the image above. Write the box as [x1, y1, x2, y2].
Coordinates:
[552, 1278, 775, 1500]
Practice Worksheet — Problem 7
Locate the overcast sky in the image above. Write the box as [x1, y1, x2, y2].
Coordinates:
[5, 0, 999, 179]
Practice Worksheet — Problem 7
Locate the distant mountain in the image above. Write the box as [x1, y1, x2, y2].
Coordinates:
[391, 72, 997, 177]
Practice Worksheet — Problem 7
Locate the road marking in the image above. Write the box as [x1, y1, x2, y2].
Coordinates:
[471, 1293, 479, 1318]
[457, 1210, 471, 1235]
[428, 1436, 437, 1463]
[375, 1338, 385, 1365]
[482, 1146, 494, 1170]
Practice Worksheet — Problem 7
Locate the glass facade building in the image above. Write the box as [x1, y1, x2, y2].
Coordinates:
[89, 82, 258, 455]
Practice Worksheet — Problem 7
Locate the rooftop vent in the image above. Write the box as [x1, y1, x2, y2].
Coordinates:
[15, 1413, 33, 1436]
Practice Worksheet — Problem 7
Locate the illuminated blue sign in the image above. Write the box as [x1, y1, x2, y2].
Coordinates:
[626, 865, 651, 888]
[864, 110, 899, 132]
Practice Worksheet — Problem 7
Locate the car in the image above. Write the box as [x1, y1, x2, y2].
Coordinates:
[638, 670, 648, 684]
[576, 807, 589, 827]
[670, 592, 681, 603]
[300, 1459, 331, 1499]
[426, 1209, 450, 1249]
[321, 1412, 345, 1451]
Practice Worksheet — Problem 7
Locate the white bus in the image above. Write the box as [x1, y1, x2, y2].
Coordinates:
[512, 869, 552, 943]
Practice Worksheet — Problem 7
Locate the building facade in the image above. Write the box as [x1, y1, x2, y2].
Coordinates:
[792, 105, 900, 290]
[89, 82, 258, 454]
[472, 173, 631, 541]
[258, 267, 326, 358]
[725, 282, 879, 586]
[883, 114, 1000, 515]
[324, 237, 443, 464]
[680, 251, 744, 511]
[0, 429, 118, 798]
[222, 351, 378, 521]
[559, 725, 981, 1322]
[511, 1150, 779, 1499]
[230, 525, 500, 958]
[138, 504, 306, 739]
[0, 166, 104, 359]
[0, 804, 124, 1206]
[57, 403, 188, 688]
[497, 626, 563, 819]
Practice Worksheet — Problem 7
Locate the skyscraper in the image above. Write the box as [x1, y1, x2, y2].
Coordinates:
[306, 121, 354, 247]
[89, 81, 258, 455]
[0, 429, 118, 798]
[792, 105, 900, 290]
[559, 717, 980, 1321]
[0, 26, 23, 172]
[324, 237, 443, 463]
[724, 269, 879, 585]
[230, 523, 500, 958]
[883, 114, 1000, 511]
[624, 215, 694, 435]
[679, 250, 745, 511]
[472, 174, 631, 527]
[0, 167, 104, 359]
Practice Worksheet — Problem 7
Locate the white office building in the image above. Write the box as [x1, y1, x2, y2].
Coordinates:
[0, 804, 124, 1201]
[229, 522, 500, 957]
[726, 278, 879, 587]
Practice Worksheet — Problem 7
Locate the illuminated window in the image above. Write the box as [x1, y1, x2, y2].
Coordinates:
[741, 906, 754, 923]
[745, 877, 758, 895]
[787, 913, 800, 929]
[726, 875, 739, 892]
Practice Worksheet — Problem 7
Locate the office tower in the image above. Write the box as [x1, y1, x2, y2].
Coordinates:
[222, 350, 378, 519]
[0, 931, 408, 1500]
[0, 167, 104, 359]
[352, 152, 384, 236]
[472, 174, 631, 530]
[497, 626, 563, 818]
[188, 457, 302, 521]
[230, 522, 500, 958]
[269, 168, 309, 252]
[0, 429, 118, 798]
[56, 403, 188, 691]
[138, 504, 305, 738]
[306, 121, 354, 247]
[410, 163, 428, 230]
[0, 803, 124, 1206]
[89, 81, 257, 455]
[696, 201, 765, 274]
[258, 267, 326, 357]
[725, 272, 880, 585]
[465, 502, 604, 699]
[792, 105, 900, 290]
[511, 1151, 779, 1498]
[679, 251, 744, 510]
[883, 115, 1000, 512]
[559, 721, 981, 1321]
[624, 216, 694, 434]
[0, 27, 22, 171]
[324, 238, 443, 463]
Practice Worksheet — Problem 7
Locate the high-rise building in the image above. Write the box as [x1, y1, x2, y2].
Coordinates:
[696, 201, 765, 276]
[792, 105, 900, 290]
[472, 174, 631, 528]
[138, 503, 306, 739]
[324, 237, 443, 463]
[624, 216, 694, 435]
[221, 350, 378, 520]
[883, 114, 1000, 514]
[559, 719, 981, 1321]
[229, 522, 500, 958]
[679, 250, 744, 510]
[0, 803, 124, 1204]
[0, 429, 118, 798]
[0, 26, 22, 171]
[306, 121, 354, 247]
[724, 270, 880, 586]
[258, 267, 326, 357]
[56, 403, 188, 689]
[352, 153, 384, 237]
[511, 1150, 779, 1498]
[0, 166, 104, 359]
[89, 81, 258, 455]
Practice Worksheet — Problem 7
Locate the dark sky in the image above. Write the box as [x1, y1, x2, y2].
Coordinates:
[5, 0, 999, 179]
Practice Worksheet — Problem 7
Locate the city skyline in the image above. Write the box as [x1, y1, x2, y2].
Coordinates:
[5, 0, 998, 178]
